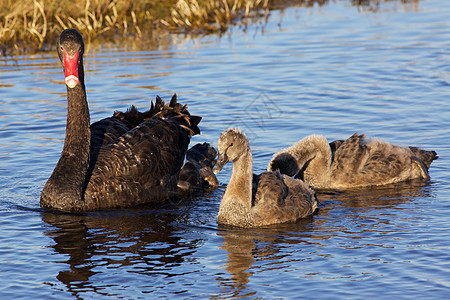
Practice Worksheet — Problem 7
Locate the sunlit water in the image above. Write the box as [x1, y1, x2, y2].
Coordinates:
[1, 0, 449, 298]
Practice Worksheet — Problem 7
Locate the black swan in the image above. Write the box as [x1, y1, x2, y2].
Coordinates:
[268, 133, 438, 189]
[212, 128, 317, 227]
[40, 29, 204, 211]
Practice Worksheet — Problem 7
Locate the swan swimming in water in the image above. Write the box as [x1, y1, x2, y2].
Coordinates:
[40, 29, 208, 211]
[213, 128, 318, 227]
[268, 133, 438, 189]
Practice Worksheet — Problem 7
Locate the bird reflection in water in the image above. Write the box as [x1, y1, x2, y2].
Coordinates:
[213, 179, 433, 297]
[41, 206, 203, 297]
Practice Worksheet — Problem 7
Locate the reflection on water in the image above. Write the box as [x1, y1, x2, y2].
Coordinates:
[318, 179, 433, 209]
[313, 180, 434, 244]
[41, 206, 202, 297]
[40, 180, 429, 298]
[214, 180, 437, 298]
[216, 229, 257, 298]
[216, 217, 314, 299]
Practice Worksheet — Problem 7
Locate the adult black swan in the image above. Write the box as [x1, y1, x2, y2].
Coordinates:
[40, 29, 204, 211]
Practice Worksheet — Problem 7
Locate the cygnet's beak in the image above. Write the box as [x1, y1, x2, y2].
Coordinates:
[212, 152, 229, 174]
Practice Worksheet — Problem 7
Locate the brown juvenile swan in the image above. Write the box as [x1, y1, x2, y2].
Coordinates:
[268, 133, 438, 189]
[213, 128, 318, 227]
[40, 29, 202, 211]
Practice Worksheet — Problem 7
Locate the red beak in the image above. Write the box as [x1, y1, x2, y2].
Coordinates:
[63, 49, 79, 88]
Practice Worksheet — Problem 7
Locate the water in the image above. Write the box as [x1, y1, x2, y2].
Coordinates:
[1, 0, 449, 298]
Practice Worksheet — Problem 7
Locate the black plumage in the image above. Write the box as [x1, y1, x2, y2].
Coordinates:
[178, 142, 219, 196]
[41, 29, 202, 211]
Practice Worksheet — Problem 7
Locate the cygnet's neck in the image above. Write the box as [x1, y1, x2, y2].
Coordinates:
[218, 148, 254, 226]
[291, 135, 332, 187]
[224, 150, 253, 209]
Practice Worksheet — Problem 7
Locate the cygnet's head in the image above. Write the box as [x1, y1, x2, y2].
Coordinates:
[213, 128, 249, 174]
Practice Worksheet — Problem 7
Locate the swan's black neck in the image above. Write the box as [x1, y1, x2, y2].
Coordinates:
[40, 80, 91, 211]
[63, 81, 90, 156]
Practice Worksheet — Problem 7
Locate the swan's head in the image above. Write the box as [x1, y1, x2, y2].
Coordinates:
[213, 127, 250, 174]
[57, 29, 84, 89]
[268, 152, 299, 176]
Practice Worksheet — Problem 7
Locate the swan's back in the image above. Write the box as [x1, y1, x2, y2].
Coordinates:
[88, 96, 169, 172]
[252, 172, 288, 207]
[251, 172, 317, 226]
[83, 95, 201, 209]
[330, 133, 434, 187]
[331, 133, 370, 176]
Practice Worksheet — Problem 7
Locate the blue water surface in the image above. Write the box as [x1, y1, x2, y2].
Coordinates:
[1, 0, 449, 298]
